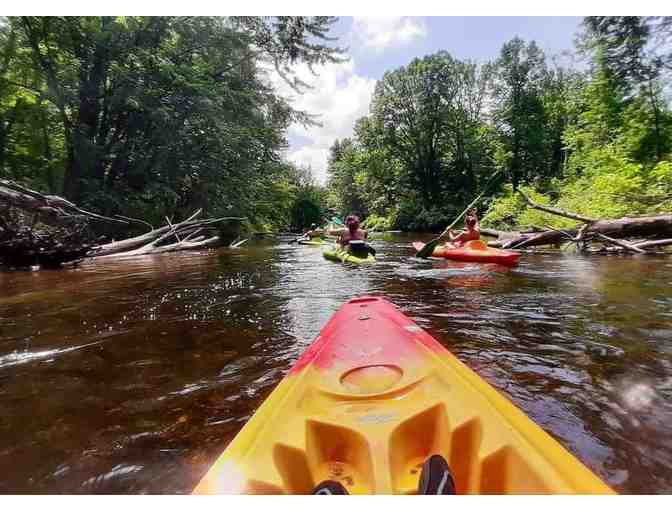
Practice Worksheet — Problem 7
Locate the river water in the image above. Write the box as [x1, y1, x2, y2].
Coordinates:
[1, 233, 671, 494]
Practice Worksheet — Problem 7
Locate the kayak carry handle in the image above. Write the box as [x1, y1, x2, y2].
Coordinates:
[348, 297, 382, 305]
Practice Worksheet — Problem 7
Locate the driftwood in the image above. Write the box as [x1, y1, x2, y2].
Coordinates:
[633, 238, 672, 249]
[1, 179, 127, 226]
[500, 214, 672, 249]
[594, 233, 646, 254]
[88, 212, 243, 260]
[488, 191, 672, 255]
[1, 180, 245, 268]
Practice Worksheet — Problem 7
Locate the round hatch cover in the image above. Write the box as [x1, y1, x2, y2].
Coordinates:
[340, 364, 403, 394]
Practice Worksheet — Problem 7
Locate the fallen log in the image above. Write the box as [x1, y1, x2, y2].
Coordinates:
[87, 215, 245, 259]
[594, 233, 646, 254]
[632, 238, 672, 250]
[1, 180, 246, 268]
[87, 209, 204, 257]
[502, 214, 672, 250]
[519, 190, 597, 223]
[495, 190, 672, 251]
[1, 179, 127, 226]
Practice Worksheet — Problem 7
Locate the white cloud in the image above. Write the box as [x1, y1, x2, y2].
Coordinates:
[268, 59, 377, 184]
[352, 16, 427, 52]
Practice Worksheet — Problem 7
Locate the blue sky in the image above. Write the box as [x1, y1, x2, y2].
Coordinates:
[272, 16, 584, 184]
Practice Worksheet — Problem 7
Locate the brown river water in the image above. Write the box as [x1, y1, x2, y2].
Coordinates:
[1, 233, 671, 494]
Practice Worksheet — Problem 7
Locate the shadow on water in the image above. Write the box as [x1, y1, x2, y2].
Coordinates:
[1, 233, 671, 493]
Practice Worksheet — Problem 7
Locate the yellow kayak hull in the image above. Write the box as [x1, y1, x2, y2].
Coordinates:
[194, 297, 614, 495]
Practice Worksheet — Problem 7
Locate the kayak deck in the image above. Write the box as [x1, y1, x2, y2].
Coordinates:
[194, 297, 613, 495]
[413, 240, 520, 266]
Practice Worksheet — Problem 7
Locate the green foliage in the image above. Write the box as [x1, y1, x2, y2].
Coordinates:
[361, 213, 395, 232]
[583, 16, 672, 85]
[482, 185, 577, 230]
[369, 52, 495, 209]
[484, 22, 672, 233]
[325, 42, 582, 232]
[0, 16, 342, 231]
[3, 16, 671, 238]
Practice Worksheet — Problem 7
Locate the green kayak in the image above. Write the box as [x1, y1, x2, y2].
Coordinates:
[323, 246, 375, 264]
[297, 238, 326, 246]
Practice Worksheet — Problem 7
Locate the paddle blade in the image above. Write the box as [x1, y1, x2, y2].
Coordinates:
[416, 238, 440, 258]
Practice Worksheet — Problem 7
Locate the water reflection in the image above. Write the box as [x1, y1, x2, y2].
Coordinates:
[0, 234, 671, 493]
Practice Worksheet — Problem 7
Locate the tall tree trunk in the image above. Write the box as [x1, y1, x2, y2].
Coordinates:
[68, 20, 111, 201]
[41, 109, 55, 194]
[62, 131, 80, 200]
[647, 79, 663, 162]
[0, 99, 21, 173]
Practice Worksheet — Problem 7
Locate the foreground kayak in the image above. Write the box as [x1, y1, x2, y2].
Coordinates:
[194, 297, 613, 495]
[413, 240, 520, 266]
[298, 238, 326, 246]
[323, 246, 375, 264]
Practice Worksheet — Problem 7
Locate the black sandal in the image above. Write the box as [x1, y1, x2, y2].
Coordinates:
[313, 480, 349, 495]
[418, 454, 456, 495]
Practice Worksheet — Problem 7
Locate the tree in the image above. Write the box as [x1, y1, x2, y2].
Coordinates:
[326, 137, 367, 217]
[583, 16, 672, 84]
[583, 16, 672, 162]
[370, 51, 494, 209]
[492, 38, 548, 189]
[1, 16, 342, 229]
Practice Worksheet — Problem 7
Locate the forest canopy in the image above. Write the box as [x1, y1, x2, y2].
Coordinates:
[0, 16, 341, 232]
[2, 16, 671, 235]
[325, 17, 672, 231]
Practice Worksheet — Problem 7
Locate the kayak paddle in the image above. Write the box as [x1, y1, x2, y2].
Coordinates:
[416, 171, 502, 258]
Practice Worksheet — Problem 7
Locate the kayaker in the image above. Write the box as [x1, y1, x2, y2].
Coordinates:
[303, 223, 324, 239]
[327, 215, 368, 249]
[445, 208, 480, 248]
[326, 215, 376, 258]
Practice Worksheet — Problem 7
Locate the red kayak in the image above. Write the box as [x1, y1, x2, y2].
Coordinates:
[413, 240, 520, 266]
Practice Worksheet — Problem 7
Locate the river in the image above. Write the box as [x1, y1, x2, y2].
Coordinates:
[1, 233, 671, 494]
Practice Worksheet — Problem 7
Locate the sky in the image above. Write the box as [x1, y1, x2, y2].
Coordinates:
[271, 16, 585, 185]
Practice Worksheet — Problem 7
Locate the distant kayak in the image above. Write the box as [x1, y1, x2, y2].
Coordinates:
[323, 246, 375, 264]
[413, 240, 520, 266]
[194, 296, 614, 494]
[297, 238, 326, 246]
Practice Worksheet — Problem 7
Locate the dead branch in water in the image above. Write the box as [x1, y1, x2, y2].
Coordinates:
[1, 180, 245, 268]
[486, 191, 672, 255]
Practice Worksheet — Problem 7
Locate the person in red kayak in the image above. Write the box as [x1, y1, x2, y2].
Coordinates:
[444, 208, 480, 248]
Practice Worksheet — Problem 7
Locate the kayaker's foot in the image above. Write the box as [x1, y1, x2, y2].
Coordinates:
[313, 480, 349, 495]
[418, 454, 456, 495]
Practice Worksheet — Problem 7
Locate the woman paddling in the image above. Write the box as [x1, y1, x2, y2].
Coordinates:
[327, 215, 367, 247]
[444, 208, 480, 248]
[327, 215, 375, 256]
